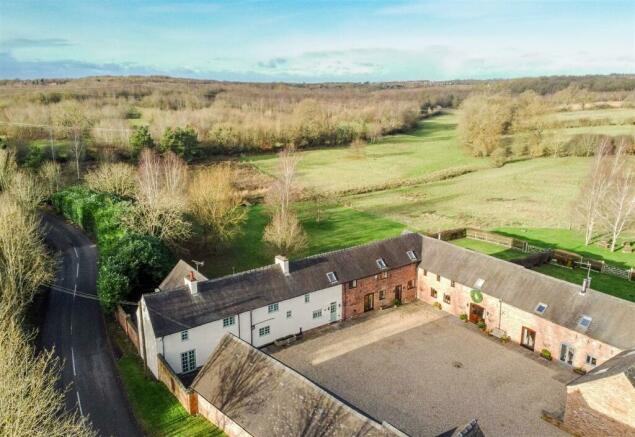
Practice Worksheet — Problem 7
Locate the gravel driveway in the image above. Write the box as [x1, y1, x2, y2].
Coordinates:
[269, 302, 573, 437]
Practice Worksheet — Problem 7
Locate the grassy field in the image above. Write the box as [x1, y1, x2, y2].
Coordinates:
[197, 203, 406, 278]
[109, 322, 224, 437]
[451, 238, 524, 260]
[495, 228, 635, 268]
[548, 107, 635, 123]
[247, 112, 489, 193]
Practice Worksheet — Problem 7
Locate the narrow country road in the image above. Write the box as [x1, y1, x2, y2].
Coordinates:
[39, 213, 141, 437]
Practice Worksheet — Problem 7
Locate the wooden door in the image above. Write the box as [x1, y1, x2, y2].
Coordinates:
[364, 293, 374, 312]
[469, 303, 484, 323]
[521, 326, 536, 351]
[394, 285, 402, 301]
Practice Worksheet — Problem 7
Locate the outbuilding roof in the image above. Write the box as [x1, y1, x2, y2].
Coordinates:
[191, 334, 400, 436]
[158, 260, 208, 292]
[418, 235, 635, 350]
[143, 232, 422, 337]
[568, 348, 635, 387]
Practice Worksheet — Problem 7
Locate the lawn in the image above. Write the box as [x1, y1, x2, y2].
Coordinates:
[197, 203, 406, 278]
[110, 322, 224, 437]
[533, 263, 635, 302]
[495, 228, 635, 269]
[451, 238, 524, 261]
[548, 107, 635, 124]
[246, 112, 489, 193]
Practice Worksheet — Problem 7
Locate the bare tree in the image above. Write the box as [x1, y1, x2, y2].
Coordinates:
[264, 147, 308, 255]
[599, 144, 635, 251]
[55, 104, 91, 180]
[0, 148, 17, 191]
[6, 171, 47, 211]
[85, 162, 137, 198]
[575, 139, 612, 245]
[38, 161, 62, 197]
[187, 164, 246, 245]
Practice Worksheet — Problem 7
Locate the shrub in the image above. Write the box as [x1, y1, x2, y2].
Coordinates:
[540, 348, 552, 361]
[477, 320, 487, 330]
[159, 126, 198, 160]
[432, 302, 442, 310]
[393, 298, 402, 307]
[129, 126, 155, 160]
[459, 313, 468, 322]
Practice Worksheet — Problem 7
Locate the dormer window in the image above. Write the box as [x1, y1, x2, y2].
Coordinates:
[534, 303, 548, 315]
[326, 271, 338, 284]
[406, 250, 417, 261]
[473, 278, 485, 289]
[376, 258, 387, 269]
[578, 315, 592, 330]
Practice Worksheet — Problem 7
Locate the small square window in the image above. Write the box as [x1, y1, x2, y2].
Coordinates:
[376, 258, 387, 269]
[436, 274, 441, 282]
[286, 310, 292, 318]
[259, 326, 270, 337]
[313, 309, 322, 319]
[450, 280, 455, 287]
[578, 315, 592, 330]
[348, 279, 357, 289]
[534, 303, 548, 315]
[431, 288, 438, 298]
[304, 293, 310, 303]
[268, 303, 279, 313]
[586, 354, 597, 366]
[406, 250, 417, 261]
[379, 290, 386, 300]
[407, 279, 415, 289]
[443, 294, 451, 304]
[381, 271, 388, 279]
[326, 271, 338, 284]
[222, 316, 235, 328]
[180, 330, 189, 341]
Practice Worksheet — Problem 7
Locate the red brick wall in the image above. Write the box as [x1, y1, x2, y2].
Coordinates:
[157, 354, 198, 414]
[342, 263, 417, 319]
[115, 305, 140, 352]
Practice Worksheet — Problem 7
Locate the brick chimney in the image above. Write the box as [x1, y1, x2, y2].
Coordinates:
[275, 255, 289, 275]
[184, 270, 199, 295]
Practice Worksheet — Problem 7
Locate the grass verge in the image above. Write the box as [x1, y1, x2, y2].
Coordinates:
[108, 321, 224, 437]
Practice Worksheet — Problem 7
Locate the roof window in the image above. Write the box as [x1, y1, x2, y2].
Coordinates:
[577, 315, 592, 330]
[534, 303, 548, 315]
[326, 271, 338, 284]
[376, 258, 387, 269]
[473, 278, 485, 289]
[406, 250, 417, 261]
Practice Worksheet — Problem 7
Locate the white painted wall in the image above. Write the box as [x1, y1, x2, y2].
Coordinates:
[144, 285, 343, 376]
[250, 285, 342, 348]
[138, 297, 159, 376]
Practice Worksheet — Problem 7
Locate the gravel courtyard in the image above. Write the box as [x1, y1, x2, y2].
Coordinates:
[269, 302, 574, 437]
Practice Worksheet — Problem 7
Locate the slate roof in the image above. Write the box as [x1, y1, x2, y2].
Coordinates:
[158, 260, 208, 292]
[191, 334, 399, 437]
[418, 235, 635, 350]
[143, 232, 422, 337]
[568, 348, 635, 387]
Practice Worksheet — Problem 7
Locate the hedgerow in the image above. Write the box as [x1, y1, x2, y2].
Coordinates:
[51, 186, 174, 310]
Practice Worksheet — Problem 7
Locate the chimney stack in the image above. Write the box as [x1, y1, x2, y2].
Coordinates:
[184, 270, 199, 295]
[275, 255, 289, 275]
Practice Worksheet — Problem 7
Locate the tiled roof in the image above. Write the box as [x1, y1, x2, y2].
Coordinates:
[143, 232, 422, 337]
[568, 348, 635, 387]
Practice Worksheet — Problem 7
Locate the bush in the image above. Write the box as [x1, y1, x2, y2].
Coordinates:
[432, 302, 442, 310]
[540, 348, 552, 361]
[52, 186, 174, 310]
[459, 313, 468, 322]
[159, 126, 198, 160]
[129, 126, 155, 160]
[393, 298, 402, 307]
[477, 320, 487, 330]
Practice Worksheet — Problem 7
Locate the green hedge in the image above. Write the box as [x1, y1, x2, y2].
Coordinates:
[52, 186, 174, 310]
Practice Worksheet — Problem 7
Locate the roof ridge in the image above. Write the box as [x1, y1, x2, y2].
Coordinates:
[297, 232, 420, 263]
[200, 263, 280, 286]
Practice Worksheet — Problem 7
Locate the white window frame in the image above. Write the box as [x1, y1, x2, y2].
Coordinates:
[259, 326, 270, 337]
[180, 330, 189, 341]
[578, 315, 592, 330]
[181, 349, 196, 373]
[313, 309, 322, 319]
[326, 271, 338, 283]
[286, 310, 292, 318]
[304, 293, 310, 303]
[223, 315, 235, 328]
[406, 250, 417, 261]
[376, 258, 387, 269]
[268, 303, 279, 313]
[585, 354, 597, 366]
[349, 279, 357, 288]
[534, 302, 548, 315]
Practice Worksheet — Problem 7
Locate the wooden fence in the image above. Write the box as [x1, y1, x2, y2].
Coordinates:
[436, 227, 634, 281]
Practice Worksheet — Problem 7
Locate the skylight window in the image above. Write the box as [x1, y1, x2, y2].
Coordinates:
[534, 303, 548, 315]
[473, 278, 485, 290]
[376, 258, 387, 269]
[326, 271, 338, 283]
[578, 315, 592, 330]
[406, 250, 417, 261]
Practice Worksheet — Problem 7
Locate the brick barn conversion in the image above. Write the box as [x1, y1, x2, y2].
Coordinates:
[136, 232, 635, 436]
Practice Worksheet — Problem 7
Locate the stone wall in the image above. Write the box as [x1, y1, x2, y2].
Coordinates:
[343, 263, 417, 319]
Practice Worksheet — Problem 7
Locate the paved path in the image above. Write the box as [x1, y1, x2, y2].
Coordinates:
[39, 213, 141, 437]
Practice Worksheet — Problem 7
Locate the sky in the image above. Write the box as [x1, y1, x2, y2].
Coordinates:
[0, 0, 634, 82]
